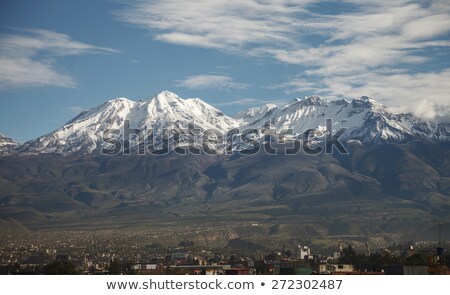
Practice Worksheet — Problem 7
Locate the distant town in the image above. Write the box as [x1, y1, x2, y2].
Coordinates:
[1, 230, 449, 275]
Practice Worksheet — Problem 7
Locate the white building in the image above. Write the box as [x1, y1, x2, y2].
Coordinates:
[298, 245, 313, 260]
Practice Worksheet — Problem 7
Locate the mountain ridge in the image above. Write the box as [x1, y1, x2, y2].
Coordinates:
[2, 91, 450, 156]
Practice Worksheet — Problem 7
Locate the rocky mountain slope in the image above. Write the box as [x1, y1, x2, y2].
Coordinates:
[0, 91, 449, 243]
[0, 142, 449, 241]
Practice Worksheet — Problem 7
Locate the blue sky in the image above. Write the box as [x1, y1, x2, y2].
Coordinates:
[1, 0, 450, 142]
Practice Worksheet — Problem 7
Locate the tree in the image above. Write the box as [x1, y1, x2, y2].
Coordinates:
[339, 245, 356, 264]
[406, 253, 427, 266]
[44, 261, 79, 275]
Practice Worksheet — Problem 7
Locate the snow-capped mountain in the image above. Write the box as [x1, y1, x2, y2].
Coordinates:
[236, 96, 450, 144]
[0, 133, 18, 155]
[19, 91, 239, 154]
[10, 91, 450, 156]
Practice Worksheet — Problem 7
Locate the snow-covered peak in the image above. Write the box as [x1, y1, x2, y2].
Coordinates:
[66, 97, 136, 126]
[0, 133, 17, 147]
[140, 92, 239, 131]
[19, 91, 239, 154]
[0, 133, 19, 155]
[150, 90, 181, 105]
[153, 90, 179, 99]
[292, 96, 326, 107]
[351, 96, 381, 109]
[240, 95, 449, 144]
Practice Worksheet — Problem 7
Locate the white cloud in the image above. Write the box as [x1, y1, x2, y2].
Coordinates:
[0, 57, 76, 89]
[0, 29, 119, 90]
[118, 0, 450, 120]
[117, 0, 307, 51]
[284, 69, 450, 120]
[402, 14, 450, 40]
[176, 74, 248, 90]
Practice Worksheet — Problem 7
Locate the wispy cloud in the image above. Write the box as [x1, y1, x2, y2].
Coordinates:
[175, 74, 248, 90]
[0, 29, 119, 90]
[117, 0, 450, 120]
[117, 0, 305, 52]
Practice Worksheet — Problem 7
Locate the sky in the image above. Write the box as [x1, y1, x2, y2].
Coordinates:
[1, 0, 450, 142]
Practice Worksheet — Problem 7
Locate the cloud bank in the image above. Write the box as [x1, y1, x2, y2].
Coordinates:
[118, 0, 450, 120]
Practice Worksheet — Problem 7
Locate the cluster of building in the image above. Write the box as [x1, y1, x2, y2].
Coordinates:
[1, 232, 449, 275]
[102, 244, 450, 275]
